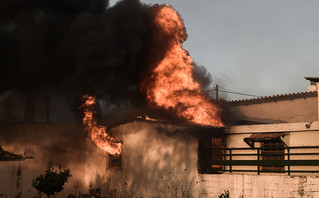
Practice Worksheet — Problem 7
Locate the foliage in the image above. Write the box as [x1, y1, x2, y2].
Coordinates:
[100, 169, 195, 198]
[218, 190, 229, 198]
[69, 179, 85, 196]
[32, 159, 72, 198]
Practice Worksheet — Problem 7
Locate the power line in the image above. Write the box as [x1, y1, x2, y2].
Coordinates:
[218, 89, 263, 98]
[204, 86, 263, 98]
[219, 86, 263, 97]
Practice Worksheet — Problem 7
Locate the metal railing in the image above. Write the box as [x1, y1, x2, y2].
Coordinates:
[199, 146, 319, 175]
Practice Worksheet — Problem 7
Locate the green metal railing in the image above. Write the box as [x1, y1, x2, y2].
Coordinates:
[199, 146, 319, 175]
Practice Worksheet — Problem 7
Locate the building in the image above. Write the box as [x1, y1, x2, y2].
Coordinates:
[0, 77, 318, 197]
[228, 77, 318, 124]
[198, 77, 319, 197]
[102, 77, 319, 197]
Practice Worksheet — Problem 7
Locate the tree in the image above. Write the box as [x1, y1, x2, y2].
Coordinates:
[32, 159, 72, 198]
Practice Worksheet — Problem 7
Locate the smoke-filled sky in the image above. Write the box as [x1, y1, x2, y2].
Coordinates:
[0, 0, 215, 124]
[1, 0, 319, 103]
[110, 0, 319, 100]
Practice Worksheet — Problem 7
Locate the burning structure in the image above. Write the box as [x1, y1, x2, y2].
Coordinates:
[0, 0, 224, 196]
[0, 0, 319, 197]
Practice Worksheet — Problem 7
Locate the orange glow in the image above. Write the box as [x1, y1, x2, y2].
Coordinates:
[80, 95, 122, 155]
[137, 115, 158, 122]
[145, 5, 223, 127]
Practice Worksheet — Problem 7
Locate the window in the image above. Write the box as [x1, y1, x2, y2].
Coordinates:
[108, 141, 122, 170]
[244, 132, 287, 173]
[211, 138, 224, 172]
[197, 128, 224, 174]
[108, 154, 122, 170]
[244, 132, 287, 148]
[198, 137, 224, 174]
[261, 140, 285, 172]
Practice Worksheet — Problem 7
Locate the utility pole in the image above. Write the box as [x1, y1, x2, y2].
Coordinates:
[216, 84, 219, 100]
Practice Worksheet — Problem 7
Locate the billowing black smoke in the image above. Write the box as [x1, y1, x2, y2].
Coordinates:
[1, 0, 146, 92]
[0, 0, 214, 124]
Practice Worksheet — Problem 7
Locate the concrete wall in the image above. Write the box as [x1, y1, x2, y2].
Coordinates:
[0, 121, 318, 197]
[0, 123, 105, 197]
[0, 121, 220, 197]
[224, 121, 319, 176]
[201, 174, 319, 198]
[102, 121, 319, 197]
[226, 121, 319, 151]
[229, 96, 318, 123]
[104, 121, 207, 197]
[197, 121, 319, 197]
[95, 121, 319, 197]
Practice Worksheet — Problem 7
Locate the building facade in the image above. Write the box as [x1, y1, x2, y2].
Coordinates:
[0, 78, 318, 197]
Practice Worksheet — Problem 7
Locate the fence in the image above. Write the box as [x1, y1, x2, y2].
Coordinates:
[199, 146, 319, 175]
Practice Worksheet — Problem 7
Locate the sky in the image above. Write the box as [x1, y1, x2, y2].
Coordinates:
[110, 0, 319, 100]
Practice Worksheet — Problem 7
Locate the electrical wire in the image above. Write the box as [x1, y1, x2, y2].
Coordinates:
[218, 89, 263, 97]
[203, 86, 263, 98]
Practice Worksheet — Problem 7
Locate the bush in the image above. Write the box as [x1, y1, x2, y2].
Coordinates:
[32, 159, 72, 198]
[218, 190, 229, 198]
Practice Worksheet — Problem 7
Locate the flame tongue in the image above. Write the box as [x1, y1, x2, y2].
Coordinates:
[145, 5, 224, 127]
[81, 95, 122, 155]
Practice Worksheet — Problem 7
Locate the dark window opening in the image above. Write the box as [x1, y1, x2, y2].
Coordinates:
[211, 138, 224, 172]
[198, 137, 224, 174]
[108, 154, 122, 170]
[108, 141, 122, 170]
[197, 128, 224, 174]
[261, 140, 285, 172]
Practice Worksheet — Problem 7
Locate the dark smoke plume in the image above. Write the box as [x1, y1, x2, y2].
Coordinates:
[192, 63, 212, 90]
[0, 0, 148, 93]
[0, 0, 215, 123]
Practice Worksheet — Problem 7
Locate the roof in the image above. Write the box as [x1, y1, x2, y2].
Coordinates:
[232, 117, 286, 125]
[247, 132, 287, 140]
[228, 91, 317, 106]
[0, 146, 33, 161]
[305, 77, 319, 82]
[244, 132, 287, 148]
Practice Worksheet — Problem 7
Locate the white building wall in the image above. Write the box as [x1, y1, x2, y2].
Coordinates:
[223, 121, 319, 175]
[229, 96, 318, 123]
[198, 121, 319, 197]
[200, 174, 319, 198]
[107, 121, 204, 197]
[0, 121, 318, 197]
[0, 123, 100, 197]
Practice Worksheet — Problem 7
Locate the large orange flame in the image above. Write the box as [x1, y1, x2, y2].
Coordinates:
[145, 5, 224, 127]
[80, 95, 122, 155]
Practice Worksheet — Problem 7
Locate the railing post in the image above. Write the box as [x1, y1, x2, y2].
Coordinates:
[287, 148, 290, 176]
[229, 149, 232, 173]
[257, 148, 260, 175]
